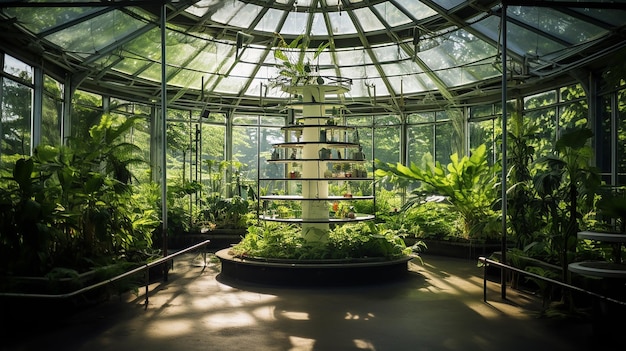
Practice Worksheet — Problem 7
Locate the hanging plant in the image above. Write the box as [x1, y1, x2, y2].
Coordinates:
[272, 33, 329, 87]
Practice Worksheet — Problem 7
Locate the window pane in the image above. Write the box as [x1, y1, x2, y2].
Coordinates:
[42, 75, 63, 147]
[470, 105, 493, 119]
[234, 115, 259, 125]
[346, 116, 372, 127]
[202, 124, 225, 161]
[71, 90, 103, 140]
[524, 90, 557, 109]
[125, 115, 151, 185]
[408, 112, 435, 124]
[435, 123, 453, 165]
[166, 120, 192, 183]
[1, 78, 32, 158]
[559, 99, 588, 130]
[259, 127, 283, 180]
[374, 126, 400, 164]
[470, 119, 496, 165]
[233, 126, 259, 184]
[525, 107, 556, 158]
[407, 124, 433, 166]
[41, 94, 61, 146]
[356, 126, 373, 171]
[261, 116, 285, 126]
[374, 114, 401, 126]
[3, 54, 32, 82]
[560, 84, 585, 102]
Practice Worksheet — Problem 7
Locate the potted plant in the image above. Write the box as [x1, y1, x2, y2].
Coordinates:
[319, 147, 331, 160]
[352, 146, 365, 160]
[272, 34, 329, 87]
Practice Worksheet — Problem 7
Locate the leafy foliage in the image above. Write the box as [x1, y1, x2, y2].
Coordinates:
[273, 33, 329, 86]
[229, 221, 412, 260]
[0, 113, 159, 276]
[376, 144, 500, 241]
[506, 111, 546, 249]
[201, 195, 251, 230]
[533, 127, 601, 282]
[397, 200, 463, 240]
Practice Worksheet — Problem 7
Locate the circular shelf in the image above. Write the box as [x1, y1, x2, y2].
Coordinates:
[259, 214, 375, 223]
[272, 142, 360, 148]
[260, 195, 374, 201]
[281, 81, 350, 95]
[291, 116, 335, 120]
[568, 261, 626, 279]
[286, 102, 347, 111]
[282, 124, 355, 131]
[260, 177, 372, 181]
[267, 158, 368, 164]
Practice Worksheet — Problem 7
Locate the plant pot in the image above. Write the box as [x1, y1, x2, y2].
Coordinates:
[319, 148, 331, 160]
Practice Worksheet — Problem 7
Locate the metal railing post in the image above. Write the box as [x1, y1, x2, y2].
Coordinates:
[478, 256, 626, 307]
[483, 261, 487, 302]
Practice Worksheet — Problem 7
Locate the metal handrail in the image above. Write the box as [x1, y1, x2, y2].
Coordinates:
[478, 256, 626, 306]
[0, 240, 211, 306]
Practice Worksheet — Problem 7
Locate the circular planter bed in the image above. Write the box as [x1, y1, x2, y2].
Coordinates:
[215, 248, 413, 286]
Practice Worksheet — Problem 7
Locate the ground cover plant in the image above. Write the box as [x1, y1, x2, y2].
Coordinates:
[229, 221, 414, 261]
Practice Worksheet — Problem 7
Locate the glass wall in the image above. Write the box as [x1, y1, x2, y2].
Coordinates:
[598, 82, 626, 185]
[232, 114, 284, 197]
[1, 54, 33, 163]
[2, 51, 625, 207]
[468, 104, 496, 165]
[71, 89, 103, 141]
[109, 98, 153, 184]
[41, 75, 63, 146]
[407, 112, 435, 167]
[467, 84, 589, 175]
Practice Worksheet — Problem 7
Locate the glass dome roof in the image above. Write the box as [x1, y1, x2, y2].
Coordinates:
[1, 0, 625, 114]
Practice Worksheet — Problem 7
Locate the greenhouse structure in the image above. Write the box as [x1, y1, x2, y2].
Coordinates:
[1, 0, 626, 350]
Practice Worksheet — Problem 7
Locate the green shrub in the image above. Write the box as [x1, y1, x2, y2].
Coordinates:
[402, 201, 461, 239]
[230, 221, 412, 260]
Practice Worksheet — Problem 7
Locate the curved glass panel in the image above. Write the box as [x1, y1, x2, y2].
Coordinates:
[394, 0, 438, 20]
[46, 11, 147, 56]
[373, 2, 412, 27]
[509, 6, 606, 44]
[2, 0, 624, 108]
[353, 7, 385, 32]
[4, 7, 102, 34]
[327, 11, 358, 35]
[254, 8, 284, 33]
[310, 12, 329, 37]
[209, 1, 246, 24]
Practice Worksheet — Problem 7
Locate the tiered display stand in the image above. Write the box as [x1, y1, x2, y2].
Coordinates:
[217, 77, 410, 285]
[260, 80, 374, 241]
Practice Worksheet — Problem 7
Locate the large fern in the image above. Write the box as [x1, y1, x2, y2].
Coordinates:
[376, 144, 500, 240]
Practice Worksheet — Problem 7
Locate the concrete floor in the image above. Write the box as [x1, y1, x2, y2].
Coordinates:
[1, 253, 608, 351]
